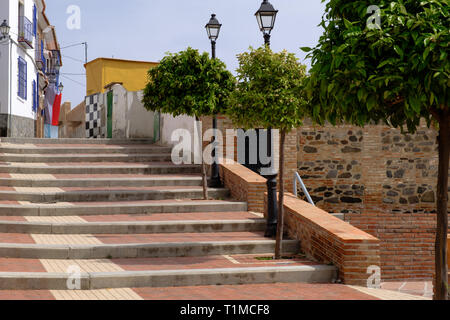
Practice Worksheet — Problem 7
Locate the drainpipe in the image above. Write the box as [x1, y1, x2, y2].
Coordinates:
[8, 37, 12, 137]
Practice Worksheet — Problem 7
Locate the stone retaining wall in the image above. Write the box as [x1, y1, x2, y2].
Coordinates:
[297, 119, 450, 280]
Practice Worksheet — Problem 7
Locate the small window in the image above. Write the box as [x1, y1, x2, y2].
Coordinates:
[18, 57, 27, 100]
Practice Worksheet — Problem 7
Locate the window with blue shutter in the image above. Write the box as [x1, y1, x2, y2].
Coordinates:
[18, 57, 27, 100]
[32, 80, 37, 112]
[33, 5, 37, 37]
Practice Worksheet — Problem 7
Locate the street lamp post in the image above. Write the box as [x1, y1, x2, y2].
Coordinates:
[0, 20, 11, 40]
[0, 20, 12, 138]
[255, 0, 279, 238]
[205, 14, 222, 188]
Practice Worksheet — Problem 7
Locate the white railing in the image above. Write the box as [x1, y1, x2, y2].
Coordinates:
[294, 172, 315, 206]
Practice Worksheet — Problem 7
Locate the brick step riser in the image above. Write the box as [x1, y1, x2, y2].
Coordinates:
[0, 148, 172, 155]
[0, 189, 230, 202]
[0, 266, 338, 290]
[0, 155, 173, 163]
[0, 240, 300, 259]
[0, 166, 201, 175]
[0, 202, 248, 216]
[0, 138, 154, 145]
[0, 179, 203, 188]
[0, 220, 266, 234]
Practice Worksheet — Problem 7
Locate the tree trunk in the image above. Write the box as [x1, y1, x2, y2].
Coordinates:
[275, 130, 286, 260]
[434, 112, 449, 300]
[201, 159, 208, 200]
[196, 117, 208, 200]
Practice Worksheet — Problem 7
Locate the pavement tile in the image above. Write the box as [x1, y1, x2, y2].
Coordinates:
[0, 233, 35, 244]
[0, 216, 27, 221]
[112, 255, 315, 271]
[0, 258, 47, 272]
[31, 234, 103, 245]
[40, 259, 123, 273]
[95, 232, 269, 244]
[50, 288, 143, 300]
[348, 285, 431, 300]
[0, 290, 55, 300]
[82, 212, 259, 222]
[133, 283, 380, 300]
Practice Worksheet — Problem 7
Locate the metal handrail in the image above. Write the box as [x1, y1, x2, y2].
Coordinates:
[294, 172, 315, 206]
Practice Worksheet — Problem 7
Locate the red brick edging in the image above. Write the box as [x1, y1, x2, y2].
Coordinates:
[220, 160, 266, 213]
[278, 194, 381, 286]
[220, 161, 381, 286]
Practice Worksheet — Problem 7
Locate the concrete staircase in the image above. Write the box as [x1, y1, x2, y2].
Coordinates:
[0, 138, 337, 291]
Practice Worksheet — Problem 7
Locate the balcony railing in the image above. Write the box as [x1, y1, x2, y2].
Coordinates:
[35, 40, 46, 71]
[18, 16, 33, 49]
[46, 68, 60, 84]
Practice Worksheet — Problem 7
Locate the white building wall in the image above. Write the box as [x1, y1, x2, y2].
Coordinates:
[0, 0, 37, 121]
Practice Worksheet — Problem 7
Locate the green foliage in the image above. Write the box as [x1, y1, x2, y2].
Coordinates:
[142, 47, 235, 118]
[227, 46, 308, 131]
[304, 0, 449, 132]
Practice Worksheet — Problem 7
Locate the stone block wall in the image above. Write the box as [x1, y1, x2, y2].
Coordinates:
[297, 119, 450, 281]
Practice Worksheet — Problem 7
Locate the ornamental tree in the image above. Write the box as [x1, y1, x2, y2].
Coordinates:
[142, 47, 235, 199]
[227, 46, 308, 259]
[304, 0, 449, 299]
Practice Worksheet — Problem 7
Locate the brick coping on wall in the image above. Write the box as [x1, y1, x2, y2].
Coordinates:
[219, 159, 267, 213]
[219, 161, 381, 286]
[279, 194, 381, 286]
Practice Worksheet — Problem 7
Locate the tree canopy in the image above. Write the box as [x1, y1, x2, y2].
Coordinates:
[304, 0, 449, 131]
[227, 46, 309, 259]
[227, 46, 308, 131]
[304, 0, 449, 300]
[142, 47, 235, 118]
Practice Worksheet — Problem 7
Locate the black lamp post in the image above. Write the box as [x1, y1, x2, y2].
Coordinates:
[0, 20, 11, 40]
[58, 82, 64, 94]
[255, 0, 278, 46]
[205, 14, 222, 188]
[255, 0, 279, 238]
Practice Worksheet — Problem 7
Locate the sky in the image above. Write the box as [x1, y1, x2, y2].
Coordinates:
[45, 0, 327, 107]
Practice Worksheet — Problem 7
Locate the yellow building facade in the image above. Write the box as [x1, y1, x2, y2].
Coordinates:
[85, 58, 158, 96]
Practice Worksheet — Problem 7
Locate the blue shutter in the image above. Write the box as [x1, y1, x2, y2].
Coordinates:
[33, 5, 37, 37]
[32, 80, 37, 112]
[17, 57, 27, 100]
[18, 58, 23, 98]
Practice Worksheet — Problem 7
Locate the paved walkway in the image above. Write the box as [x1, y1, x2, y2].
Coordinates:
[0, 283, 432, 300]
[381, 281, 434, 299]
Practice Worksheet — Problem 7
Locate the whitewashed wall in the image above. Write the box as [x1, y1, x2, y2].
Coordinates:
[0, 0, 38, 120]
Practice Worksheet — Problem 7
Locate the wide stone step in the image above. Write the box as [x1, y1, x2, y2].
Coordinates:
[0, 187, 229, 202]
[0, 219, 266, 234]
[0, 163, 201, 175]
[0, 153, 173, 163]
[0, 265, 337, 290]
[0, 175, 203, 188]
[0, 138, 154, 145]
[0, 239, 300, 259]
[0, 145, 172, 155]
[0, 200, 248, 216]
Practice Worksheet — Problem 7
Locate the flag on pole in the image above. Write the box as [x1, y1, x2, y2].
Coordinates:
[52, 93, 62, 126]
